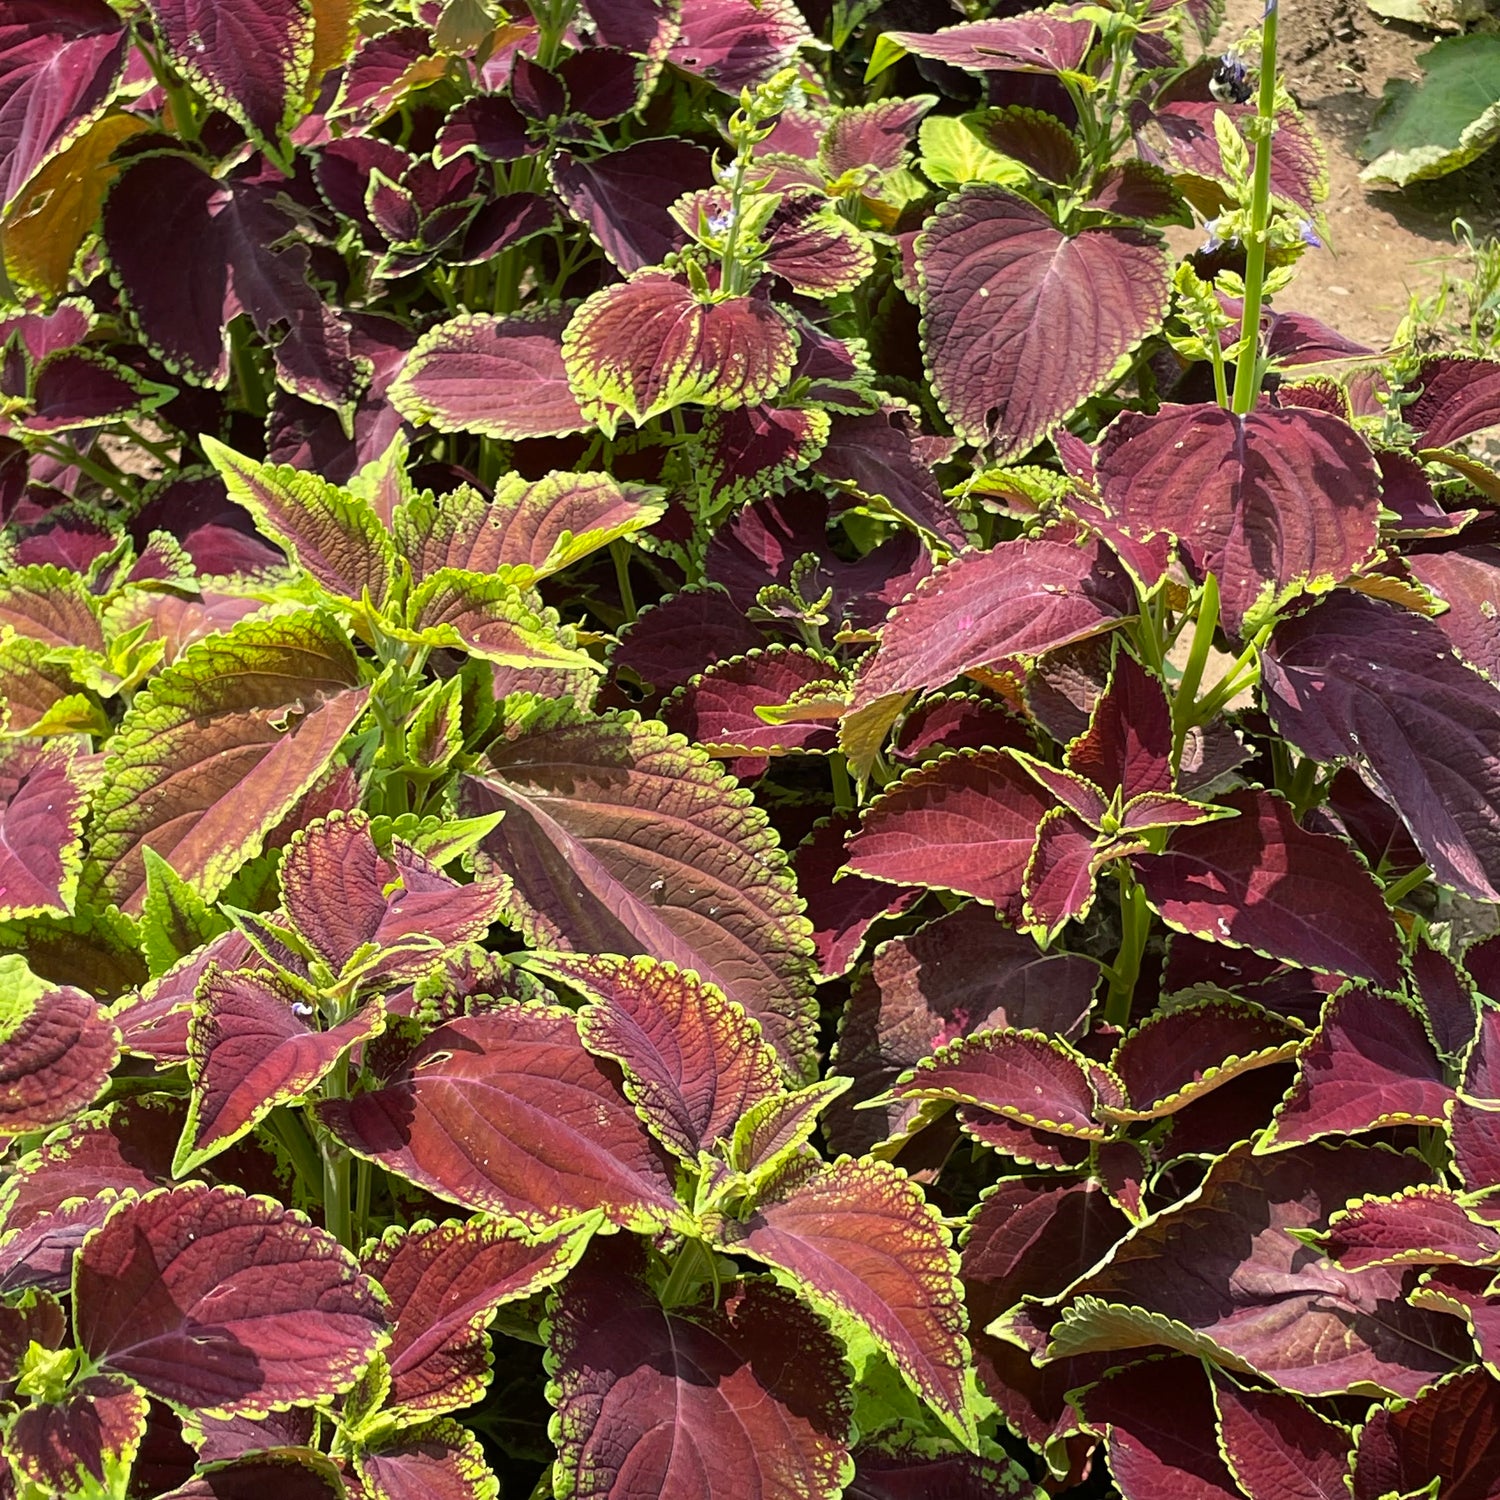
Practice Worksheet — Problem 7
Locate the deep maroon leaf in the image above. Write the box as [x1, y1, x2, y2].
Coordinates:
[845, 749, 1054, 923]
[1080, 1356, 1242, 1500]
[392, 307, 586, 440]
[820, 96, 933, 176]
[362, 1216, 592, 1417]
[178, 965, 383, 1174]
[320, 1007, 683, 1232]
[1212, 1374, 1352, 1500]
[1314, 1185, 1500, 1270]
[104, 153, 358, 406]
[668, 0, 813, 90]
[0, 741, 92, 919]
[6, 1373, 146, 1494]
[982, 104, 1081, 182]
[827, 902, 1097, 1153]
[1409, 356, 1500, 450]
[531, 952, 784, 1161]
[718, 1155, 972, 1442]
[664, 646, 841, 756]
[547, 1242, 851, 1499]
[184, 1406, 314, 1464]
[1087, 160, 1191, 222]
[762, 191, 876, 297]
[435, 95, 533, 165]
[1151, 100, 1326, 214]
[158, 1454, 344, 1500]
[845, 1445, 1030, 1500]
[20, 349, 167, 433]
[918, 186, 1169, 457]
[460, 706, 817, 1077]
[1351, 1367, 1500, 1500]
[794, 813, 916, 981]
[1096, 405, 1382, 633]
[1040, 1142, 1470, 1396]
[1465, 1009, 1500, 1099]
[699, 403, 831, 505]
[0, 0, 128, 210]
[1406, 547, 1500, 683]
[1068, 651, 1173, 799]
[888, 13, 1095, 74]
[1411, 941, 1479, 1059]
[74, 1185, 387, 1411]
[355, 1417, 499, 1500]
[1264, 592, 1500, 902]
[1265, 987, 1449, 1148]
[1022, 806, 1105, 932]
[1134, 789, 1403, 986]
[0, 972, 117, 1133]
[892, 693, 1034, 762]
[144, 0, 310, 150]
[1107, 1000, 1300, 1120]
[563, 274, 797, 435]
[550, 139, 713, 273]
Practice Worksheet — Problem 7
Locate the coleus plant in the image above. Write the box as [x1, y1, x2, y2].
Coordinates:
[4, 0, 1500, 1497]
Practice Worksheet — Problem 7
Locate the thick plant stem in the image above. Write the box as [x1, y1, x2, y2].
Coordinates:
[1171, 574, 1220, 771]
[320, 1057, 353, 1249]
[1230, 2, 1280, 415]
[1104, 867, 1151, 1028]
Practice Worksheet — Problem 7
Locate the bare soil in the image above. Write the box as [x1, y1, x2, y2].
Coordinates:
[1217, 0, 1500, 348]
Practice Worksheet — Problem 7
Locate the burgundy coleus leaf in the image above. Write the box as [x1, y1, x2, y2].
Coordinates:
[1149, 101, 1326, 215]
[918, 185, 1170, 458]
[668, 0, 814, 90]
[663, 646, 842, 757]
[183, 1406, 314, 1464]
[0, 1288, 66, 1377]
[278, 811, 506, 984]
[1096, 404, 1382, 634]
[1104, 999, 1301, 1121]
[845, 1445, 1030, 1500]
[1409, 941, 1478, 1060]
[391, 307, 587, 441]
[104, 153, 359, 407]
[611, 586, 766, 697]
[1409, 356, 1500, 450]
[0, 741, 93, 919]
[5, 1373, 147, 1495]
[846, 534, 1132, 750]
[1465, 1009, 1500, 1101]
[176, 965, 384, 1176]
[1211, 1373, 1353, 1500]
[0, 967, 118, 1134]
[526, 952, 784, 1163]
[84, 610, 369, 914]
[1035, 1141, 1472, 1397]
[714, 1154, 973, 1443]
[760, 191, 875, 297]
[1134, 789, 1403, 987]
[1264, 591, 1500, 902]
[698, 403, 831, 506]
[16, 349, 170, 433]
[888, 12, 1095, 74]
[1067, 650, 1173, 800]
[110, 928, 256, 1066]
[158, 1453, 345, 1499]
[361, 1215, 593, 1418]
[460, 705, 818, 1078]
[1351, 1367, 1500, 1500]
[354, 1417, 499, 1500]
[889, 1026, 1104, 1141]
[435, 94, 534, 165]
[550, 138, 714, 273]
[143, 0, 311, 154]
[892, 693, 1034, 762]
[563, 273, 798, 438]
[0, 0, 129, 210]
[826, 902, 1097, 1154]
[128, 473, 286, 580]
[547, 1242, 852, 1500]
[73, 1185, 387, 1412]
[1022, 806, 1110, 933]
[845, 749, 1054, 924]
[1309, 1185, 1500, 1271]
[980, 105, 1082, 184]
[820, 95, 934, 179]
[1087, 159, 1191, 223]
[320, 1006, 684, 1233]
[1407, 548, 1500, 684]
[792, 814, 916, 981]
[0, 563, 103, 651]
[1263, 987, 1450, 1148]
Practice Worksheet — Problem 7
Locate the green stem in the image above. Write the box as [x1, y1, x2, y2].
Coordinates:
[1382, 862, 1432, 909]
[32, 436, 135, 503]
[139, 39, 201, 142]
[1104, 866, 1151, 1028]
[265, 1108, 324, 1198]
[320, 1056, 353, 1249]
[1230, 2, 1280, 415]
[610, 539, 638, 624]
[660, 1238, 714, 1310]
[830, 752, 855, 813]
[1171, 573, 1220, 770]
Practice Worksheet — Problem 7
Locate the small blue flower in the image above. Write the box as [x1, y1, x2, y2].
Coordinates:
[1201, 216, 1226, 254]
[1297, 219, 1323, 248]
[706, 209, 735, 236]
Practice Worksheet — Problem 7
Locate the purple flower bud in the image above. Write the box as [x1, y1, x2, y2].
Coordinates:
[1298, 219, 1323, 248]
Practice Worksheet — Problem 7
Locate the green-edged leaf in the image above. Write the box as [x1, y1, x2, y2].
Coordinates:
[460, 703, 819, 1078]
[84, 610, 367, 913]
[1307, 1185, 1500, 1271]
[204, 438, 396, 606]
[715, 1155, 974, 1444]
[0, 741, 95, 919]
[563, 273, 798, 437]
[4, 1372, 147, 1496]
[139, 847, 231, 978]
[0, 565, 104, 652]
[727, 1078, 852, 1183]
[362, 1215, 595, 1419]
[528, 952, 785, 1162]
[355, 1416, 500, 1500]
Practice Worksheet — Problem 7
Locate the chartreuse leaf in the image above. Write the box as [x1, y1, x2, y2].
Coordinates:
[73, 1185, 388, 1414]
[715, 1155, 975, 1446]
[320, 1007, 687, 1234]
[917, 115, 1030, 187]
[462, 703, 819, 1078]
[527, 952, 786, 1162]
[139, 846, 231, 978]
[203, 438, 396, 607]
[360, 1214, 596, 1420]
[5, 1371, 147, 1497]
[84, 610, 368, 914]
[0, 741, 96, 921]
[726, 1078, 852, 1184]
[175, 966, 386, 1177]
[0, 956, 119, 1136]
[544, 1239, 854, 1500]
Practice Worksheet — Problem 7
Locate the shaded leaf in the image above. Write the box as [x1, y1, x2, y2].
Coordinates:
[1350, 1367, 1500, 1500]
